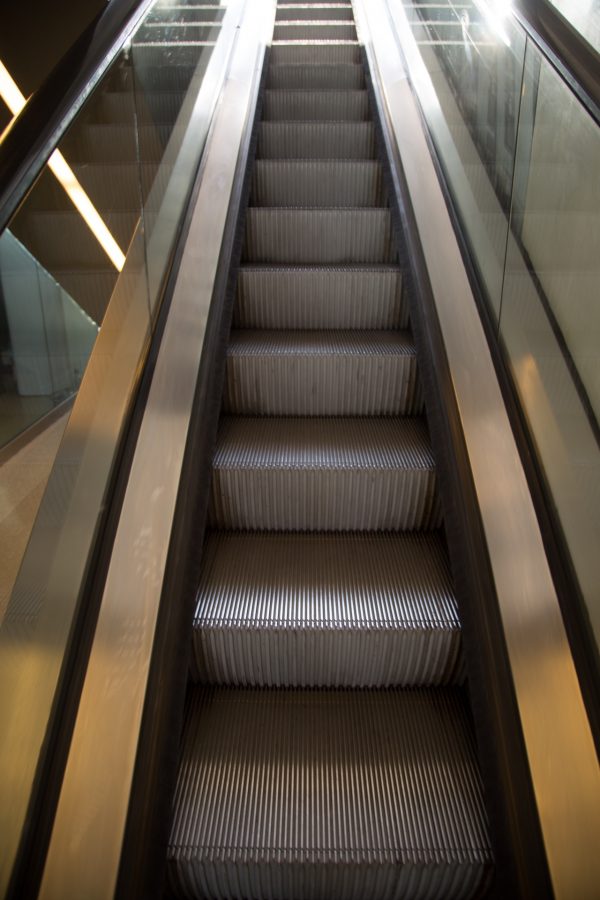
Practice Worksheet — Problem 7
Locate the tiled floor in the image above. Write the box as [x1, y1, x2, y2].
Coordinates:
[0, 414, 68, 621]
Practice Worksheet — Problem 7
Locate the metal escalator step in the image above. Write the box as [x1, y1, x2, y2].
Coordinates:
[235, 265, 407, 329]
[276, 4, 354, 21]
[251, 160, 385, 207]
[273, 22, 357, 41]
[263, 89, 368, 121]
[270, 42, 360, 65]
[193, 531, 460, 686]
[168, 687, 492, 899]
[244, 208, 395, 264]
[266, 62, 364, 90]
[209, 416, 440, 530]
[258, 121, 376, 158]
[223, 330, 421, 415]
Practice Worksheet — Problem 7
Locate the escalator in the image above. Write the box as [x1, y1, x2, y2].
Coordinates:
[166, 4, 491, 896]
[1, 0, 599, 898]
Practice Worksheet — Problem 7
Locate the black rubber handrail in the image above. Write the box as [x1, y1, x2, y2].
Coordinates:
[0, 0, 153, 234]
[515, 0, 600, 124]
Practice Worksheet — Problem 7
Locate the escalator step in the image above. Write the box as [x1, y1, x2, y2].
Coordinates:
[267, 62, 364, 89]
[223, 330, 421, 415]
[168, 687, 492, 900]
[244, 208, 395, 264]
[276, 4, 354, 21]
[273, 22, 357, 41]
[251, 160, 385, 207]
[235, 265, 407, 329]
[257, 121, 376, 159]
[263, 89, 368, 122]
[193, 531, 461, 686]
[270, 42, 361, 65]
[209, 416, 440, 531]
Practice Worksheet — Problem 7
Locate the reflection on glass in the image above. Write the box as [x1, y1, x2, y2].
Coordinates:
[548, 0, 600, 54]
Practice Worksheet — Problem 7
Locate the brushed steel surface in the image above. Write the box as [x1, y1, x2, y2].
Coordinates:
[235, 265, 407, 329]
[37, 1, 277, 897]
[257, 120, 376, 158]
[244, 208, 395, 264]
[263, 88, 368, 121]
[353, 0, 600, 896]
[270, 42, 360, 65]
[266, 62, 364, 89]
[251, 159, 386, 206]
[223, 329, 421, 415]
[168, 687, 492, 899]
[209, 416, 440, 531]
[193, 531, 461, 685]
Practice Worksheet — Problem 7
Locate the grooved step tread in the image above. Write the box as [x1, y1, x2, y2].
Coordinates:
[267, 62, 364, 90]
[251, 159, 386, 207]
[273, 22, 357, 41]
[263, 89, 369, 122]
[193, 531, 461, 686]
[209, 417, 440, 531]
[257, 121, 376, 159]
[276, 4, 354, 21]
[235, 265, 407, 329]
[270, 42, 361, 65]
[168, 687, 492, 899]
[224, 329, 421, 415]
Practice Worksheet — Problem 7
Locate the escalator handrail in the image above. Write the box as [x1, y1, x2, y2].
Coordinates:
[0, 0, 154, 235]
[515, 0, 600, 124]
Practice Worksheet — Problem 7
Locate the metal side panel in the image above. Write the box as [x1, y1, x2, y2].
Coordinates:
[251, 160, 386, 206]
[257, 120, 376, 158]
[266, 62, 364, 89]
[235, 265, 407, 329]
[167, 687, 492, 900]
[272, 22, 357, 41]
[276, 4, 354, 21]
[269, 42, 361, 65]
[223, 329, 421, 415]
[244, 208, 395, 264]
[209, 416, 441, 530]
[263, 89, 369, 121]
[192, 531, 461, 685]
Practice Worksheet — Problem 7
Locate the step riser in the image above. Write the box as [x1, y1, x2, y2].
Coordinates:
[267, 63, 364, 90]
[235, 268, 407, 329]
[252, 160, 385, 207]
[224, 354, 420, 416]
[276, 5, 354, 21]
[244, 209, 395, 264]
[263, 90, 368, 122]
[258, 121, 376, 159]
[270, 43, 361, 64]
[273, 23, 357, 40]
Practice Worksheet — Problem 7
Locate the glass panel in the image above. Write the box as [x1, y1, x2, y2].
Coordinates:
[499, 38, 600, 647]
[400, 0, 526, 321]
[547, 0, 600, 54]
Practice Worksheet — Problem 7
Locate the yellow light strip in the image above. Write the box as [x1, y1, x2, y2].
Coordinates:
[0, 59, 125, 271]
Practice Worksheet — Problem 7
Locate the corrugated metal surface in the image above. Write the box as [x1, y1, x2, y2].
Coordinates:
[258, 121, 376, 158]
[267, 62, 364, 89]
[235, 266, 407, 329]
[273, 22, 357, 40]
[263, 89, 368, 121]
[209, 417, 441, 531]
[193, 531, 461, 685]
[251, 160, 386, 206]
[223, 329, 421, 415]
[276, 4, 354, 21]
[270, 42, 361, 65]
[168, 688, 492, 899]
[244, 208, 395, 264]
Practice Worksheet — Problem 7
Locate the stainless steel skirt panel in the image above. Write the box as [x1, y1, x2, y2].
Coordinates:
[272, 22, 357, 41]
[251, 160, 386, 207]
[234, 266, 407, 329]
[266, 62, 364, 89]
[269, 42, 361, 65]
[257, 121, 376, 159]
[167, 687, 492, 899]
[263, 89, 368, 121]
[209, 416, 440, 531]
[223, 329, 421, 415]
[192, 531, 461, 685]
[244, 208, 395, 264]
